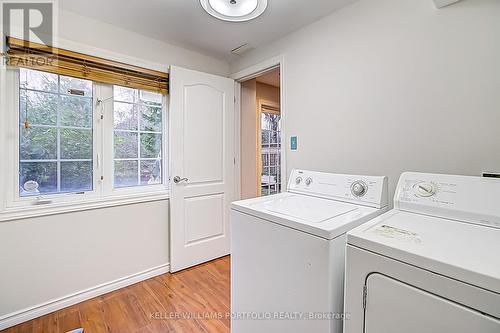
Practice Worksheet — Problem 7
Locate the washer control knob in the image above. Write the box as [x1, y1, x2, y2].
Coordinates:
[295, 177, 303, 185]
[415, 182, 437, 197]
[305, 177, 313, 186]
[351, 181, 367, 197]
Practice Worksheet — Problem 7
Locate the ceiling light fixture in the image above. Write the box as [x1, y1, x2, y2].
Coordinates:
[200, 0, 268, 22]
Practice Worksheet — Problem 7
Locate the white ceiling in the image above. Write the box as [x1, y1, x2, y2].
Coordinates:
[60, 0, 359, 62]
[257, 68, 280, 87]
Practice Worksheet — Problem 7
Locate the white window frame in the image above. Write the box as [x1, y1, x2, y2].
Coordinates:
[0, 67, 170, 219]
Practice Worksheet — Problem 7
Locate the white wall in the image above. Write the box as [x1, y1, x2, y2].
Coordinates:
[231, 0, 500, 198]
[58, 9, 229, 75]
[0, 9, 229, 328]
[0, 200, 169, 324]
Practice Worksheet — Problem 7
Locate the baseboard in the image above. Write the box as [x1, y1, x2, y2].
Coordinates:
[0, 263, 170, 330]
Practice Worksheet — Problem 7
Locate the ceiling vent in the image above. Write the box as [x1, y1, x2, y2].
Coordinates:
[231, 43, 254, 56]
[433, 0, 462, 8]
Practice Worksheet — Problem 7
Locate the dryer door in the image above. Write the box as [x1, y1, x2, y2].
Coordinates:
[364, 273, 500, 333]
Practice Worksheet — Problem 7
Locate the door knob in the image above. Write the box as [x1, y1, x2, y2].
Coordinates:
[173, 176, 189, 184]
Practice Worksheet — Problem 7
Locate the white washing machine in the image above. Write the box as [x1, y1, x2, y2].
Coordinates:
[231, 169, 389, 333]
[344, 172, 500, 333]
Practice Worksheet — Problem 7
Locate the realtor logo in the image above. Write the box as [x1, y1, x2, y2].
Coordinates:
[1, 1, 55, 52]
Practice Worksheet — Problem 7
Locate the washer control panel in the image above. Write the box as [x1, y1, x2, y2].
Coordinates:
[288, 169, 388, 209]
[395, 172, 500, 229]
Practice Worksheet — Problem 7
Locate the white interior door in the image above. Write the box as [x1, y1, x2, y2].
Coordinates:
[169, 66, 235, 272]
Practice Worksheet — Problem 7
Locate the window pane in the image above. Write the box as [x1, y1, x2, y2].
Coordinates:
[60, 76, 92, 97]
[114, 132, 138, 159]
[271, 131, 279, 144]
[140, 160, 162, 185]
[60, 96, 93, 127]
[269, 114, 280, 131]
[18, 69, 94, 197]
[20, 126, 57, 160]
[270, 167, 278, 179]
[60, 129, 93, 159]
[139, 90, 162, 104]
[114, 160, 138, 187]
[114, 85, 136, 103]
[114, 102, 137, 130]
[261, 187, 270, 196]
[61, 161, 92, 192]
[261, 130, 270, 145]
[140, 105, 162, 132]
[140, 133, 161, 158]
[20, 162, 57, 196]
[260, 112, 281, 197]
[20, 68, 58, 92]
[20, 90, 58, 126]
[261, 113, 271, 130]
[113, 85, 164, 189]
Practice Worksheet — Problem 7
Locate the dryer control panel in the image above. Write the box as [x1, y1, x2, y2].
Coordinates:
[288, 169, 388, 209]
[395, 172, 500, 229]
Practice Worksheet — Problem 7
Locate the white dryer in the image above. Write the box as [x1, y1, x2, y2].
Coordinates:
[231, 169, 388, 333]
[344, 172, 500, 333]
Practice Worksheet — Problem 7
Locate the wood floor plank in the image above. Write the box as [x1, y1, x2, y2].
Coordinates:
[30, 311, 58, 333]
[56, 308, 81, 333]
[78, 298, 108, 333]
[0, 256, 230, 333]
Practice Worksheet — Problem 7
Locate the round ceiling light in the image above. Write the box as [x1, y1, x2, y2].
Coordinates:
[200, 0, 268, 22]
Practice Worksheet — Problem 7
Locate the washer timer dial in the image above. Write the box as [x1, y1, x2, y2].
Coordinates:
[415, 182, 437, 197]
[351, 181, 367, 197]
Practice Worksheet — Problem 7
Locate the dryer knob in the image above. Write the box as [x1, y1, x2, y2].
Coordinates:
[415, 182, 437, 197]
[351, 181, 367, 197]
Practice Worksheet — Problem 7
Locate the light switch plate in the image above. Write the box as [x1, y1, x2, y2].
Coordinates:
[290, 136, 298, 151]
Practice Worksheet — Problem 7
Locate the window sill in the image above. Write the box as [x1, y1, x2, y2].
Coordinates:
[0, 190, 170, 223]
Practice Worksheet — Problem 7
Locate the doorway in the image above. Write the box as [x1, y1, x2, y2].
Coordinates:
[239, 67, 282, 199]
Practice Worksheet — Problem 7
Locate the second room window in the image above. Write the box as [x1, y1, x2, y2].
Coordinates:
[113, 85, 163, 188]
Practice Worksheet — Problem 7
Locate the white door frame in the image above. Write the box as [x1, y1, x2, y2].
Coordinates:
[231, 55, 286, 200]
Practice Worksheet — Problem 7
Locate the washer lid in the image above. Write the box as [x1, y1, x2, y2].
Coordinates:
[232, 193, 385, 239]
[251, 194, 356, 223]
[347, 210, 500, 293]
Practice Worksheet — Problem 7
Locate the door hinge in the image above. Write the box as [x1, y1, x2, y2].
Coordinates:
[362, 285, 367, 309]
[234, 96, 236, 103]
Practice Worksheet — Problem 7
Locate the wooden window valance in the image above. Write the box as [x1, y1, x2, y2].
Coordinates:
[5, 37, 168, 94]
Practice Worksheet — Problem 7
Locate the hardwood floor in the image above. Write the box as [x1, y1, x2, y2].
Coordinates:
[1, 257, 230, 333]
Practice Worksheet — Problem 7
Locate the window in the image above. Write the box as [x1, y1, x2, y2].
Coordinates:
[9, 68, 168, 207]
[261, 111, 281, 196]
[113, 86, 163, 188]
[19, 68, 93, 196]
